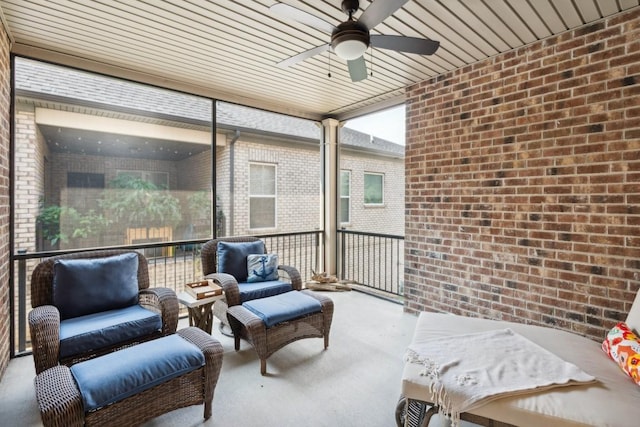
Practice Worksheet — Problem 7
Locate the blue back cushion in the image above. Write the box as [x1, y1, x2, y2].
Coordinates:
[71, 334, 204, 411]
[53, 252, 139, 320]
[247, 253, 279, 283]
[217, 240, 264, 282]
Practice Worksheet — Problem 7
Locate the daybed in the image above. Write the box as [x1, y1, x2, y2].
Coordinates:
[398, 290, 640, 427]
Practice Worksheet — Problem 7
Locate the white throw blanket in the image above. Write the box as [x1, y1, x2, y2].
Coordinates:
[405, 328, 596, 426]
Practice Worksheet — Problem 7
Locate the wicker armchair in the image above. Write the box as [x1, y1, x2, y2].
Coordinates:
[201, 236, 302, 332]
[29, 249, 179, 374]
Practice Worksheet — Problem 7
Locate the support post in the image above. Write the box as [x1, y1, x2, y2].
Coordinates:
[321, 118, 340, 275]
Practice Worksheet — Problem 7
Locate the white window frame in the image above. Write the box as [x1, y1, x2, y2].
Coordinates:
[340, 170, 351, 225]
[249, 162, 277, 230]
[364, 172, 384, 206]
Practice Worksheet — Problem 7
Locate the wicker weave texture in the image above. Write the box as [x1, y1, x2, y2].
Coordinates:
[35, 327, 223, 427]
[29, 250, 179, 374]
[34, 365, 84, 427]
[201, 237, 303, 328]
[228, 289, 334, 375]
[395, 397, 517, 427]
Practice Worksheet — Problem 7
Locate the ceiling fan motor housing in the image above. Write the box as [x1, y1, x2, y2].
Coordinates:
[331, 20, 370, 59]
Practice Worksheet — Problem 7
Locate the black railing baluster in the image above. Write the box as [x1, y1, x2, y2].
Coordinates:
[378, 236, 382, 291]
[336, 229, 404, 298]
[389, 237, 392, 293]
[11, 230, 404, 357]
[17, 253, 26, 352]
[366, 234, 369, 288]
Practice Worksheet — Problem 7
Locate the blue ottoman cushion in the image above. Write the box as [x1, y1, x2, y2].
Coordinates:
[70, 334, 204, 411]
[238, 280, 293, 302]
[59, 305, 162, 359]
[243, 291, 322, 328]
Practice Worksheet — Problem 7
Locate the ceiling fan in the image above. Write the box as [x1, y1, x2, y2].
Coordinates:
[270, 0, 440, 82]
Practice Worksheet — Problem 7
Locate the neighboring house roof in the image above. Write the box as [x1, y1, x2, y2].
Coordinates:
[340, 128, 405, 157]
[15, 58, 404, 158]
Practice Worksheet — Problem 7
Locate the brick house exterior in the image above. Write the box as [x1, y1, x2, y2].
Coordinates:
[341, 150, 404, 236]
[13, 59, 405, 254]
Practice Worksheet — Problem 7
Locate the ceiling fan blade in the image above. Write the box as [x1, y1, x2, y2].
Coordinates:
[277, 44, 330, 68]
[270, 3, 335, 34]
[370, 35, 440, 55]
[359, 0, 410, 30]
[347, 56, 368, 82]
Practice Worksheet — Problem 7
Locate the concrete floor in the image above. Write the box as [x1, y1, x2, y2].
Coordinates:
[0, 290, 421, 427]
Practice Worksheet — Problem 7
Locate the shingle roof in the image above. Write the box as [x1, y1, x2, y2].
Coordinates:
[15, 58, 403, 157]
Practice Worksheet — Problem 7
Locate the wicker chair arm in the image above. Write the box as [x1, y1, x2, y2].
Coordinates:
[277, 265, 302, 290]
[227, 305, 267, 348]
[139, 287, 179, 335]
[204, 272, 241, 307]
[177, 327, 224, 374]
[177, 327, 224, 416]
[34, 365, 84, 427]
[29, 305, 61, 374]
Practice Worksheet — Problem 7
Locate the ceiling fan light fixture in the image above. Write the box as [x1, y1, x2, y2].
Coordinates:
[333, 39, 368, 60]
[331, 20, 370, 60]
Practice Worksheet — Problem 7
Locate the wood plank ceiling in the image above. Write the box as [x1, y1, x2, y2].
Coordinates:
[1, 0, 638, 120]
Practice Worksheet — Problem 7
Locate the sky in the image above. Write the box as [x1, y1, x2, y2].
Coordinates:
[344, 104, 405, 146]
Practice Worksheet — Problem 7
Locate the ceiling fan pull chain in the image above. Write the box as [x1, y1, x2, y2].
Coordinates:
[328, 51, 332, 78]
[370, 48, 374, 77]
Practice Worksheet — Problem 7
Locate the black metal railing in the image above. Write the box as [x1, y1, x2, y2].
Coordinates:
[11, 230, 321, 356]
[338, 229, 404, 297]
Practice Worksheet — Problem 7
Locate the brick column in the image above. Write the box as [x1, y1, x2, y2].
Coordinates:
[0, 21, 12, 377]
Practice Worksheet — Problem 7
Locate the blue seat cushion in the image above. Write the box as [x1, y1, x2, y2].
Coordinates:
[243, 291, 322, 328]
[53, 252, 139, 320]
[70, 334, 204, 411]
[59, 305, 162, 359]
[217, 240, 265, 282]
[238, 280, 292, 303]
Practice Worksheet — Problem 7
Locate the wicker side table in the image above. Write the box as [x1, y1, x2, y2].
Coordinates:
[178, 291, 224, 334]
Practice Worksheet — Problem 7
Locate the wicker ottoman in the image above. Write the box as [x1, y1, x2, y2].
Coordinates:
[227, 290, 333, 375]
[34, 327, 223, 427]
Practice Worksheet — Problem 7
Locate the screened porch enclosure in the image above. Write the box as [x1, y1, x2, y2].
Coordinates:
[10, 57, 406, 357]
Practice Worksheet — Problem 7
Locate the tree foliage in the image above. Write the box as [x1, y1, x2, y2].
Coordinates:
[99, 175, 182, 228]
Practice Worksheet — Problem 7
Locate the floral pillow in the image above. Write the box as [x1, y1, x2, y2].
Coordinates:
[602, 322, 640, 385]
[246, 254, 279, 283]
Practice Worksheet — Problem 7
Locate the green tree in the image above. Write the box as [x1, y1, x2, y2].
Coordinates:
[37, 202, 111, 247]
[99, 175, 182, 229]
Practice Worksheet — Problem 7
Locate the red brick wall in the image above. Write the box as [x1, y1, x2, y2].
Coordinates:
[404, 8, 640, 341]
[0, 23, 11, 375]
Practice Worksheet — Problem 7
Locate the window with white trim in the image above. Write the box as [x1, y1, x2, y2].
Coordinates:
[364, 172, 384, 205]
[249, 162, 276, 229]
[340, 170, 351, 224]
